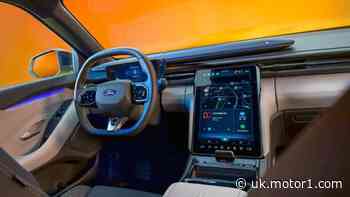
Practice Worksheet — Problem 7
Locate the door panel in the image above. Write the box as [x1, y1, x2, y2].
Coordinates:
[0, 87, 73, 156]
[0, 2, 101, 193]
[0, 74, 75, 109]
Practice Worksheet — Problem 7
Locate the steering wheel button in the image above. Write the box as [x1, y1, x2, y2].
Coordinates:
[133, 85, 147, 103]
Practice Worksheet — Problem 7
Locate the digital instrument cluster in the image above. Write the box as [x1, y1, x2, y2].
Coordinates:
[106, 62, 147, 82]
[192, 66, 261, 157]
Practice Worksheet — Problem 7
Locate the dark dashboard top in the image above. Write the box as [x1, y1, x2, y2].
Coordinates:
[86, 39, 292, 82]
[86, 28, 350, 83]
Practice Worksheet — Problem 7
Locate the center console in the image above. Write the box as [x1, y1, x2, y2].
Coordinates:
[182, 65, 265, 189]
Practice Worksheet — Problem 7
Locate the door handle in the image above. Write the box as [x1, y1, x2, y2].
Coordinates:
[20, 119, 46, 141]
[20, 130, 41, 141]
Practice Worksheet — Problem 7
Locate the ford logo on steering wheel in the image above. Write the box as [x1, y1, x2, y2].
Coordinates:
[103, 89, 117, 96]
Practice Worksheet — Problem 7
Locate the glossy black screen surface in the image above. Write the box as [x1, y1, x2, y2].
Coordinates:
[193, 66, 261, 157]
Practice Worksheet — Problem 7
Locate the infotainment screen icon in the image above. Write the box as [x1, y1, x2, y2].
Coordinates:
[192, 65, 262, 157]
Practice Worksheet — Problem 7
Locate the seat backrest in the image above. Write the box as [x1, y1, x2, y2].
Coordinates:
[249, 89, 350, 197]
[0, 148, 48, 197]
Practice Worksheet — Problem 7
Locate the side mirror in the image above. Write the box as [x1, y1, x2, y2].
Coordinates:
[29, 49, 74, 78]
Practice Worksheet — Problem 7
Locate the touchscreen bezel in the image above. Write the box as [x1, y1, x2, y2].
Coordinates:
[191, 65, 262, 158]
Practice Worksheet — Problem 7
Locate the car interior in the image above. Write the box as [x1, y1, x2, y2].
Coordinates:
[0, 0, 349, 197]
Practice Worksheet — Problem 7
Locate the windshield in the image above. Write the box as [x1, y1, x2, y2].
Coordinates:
[64, 0, 350, 54]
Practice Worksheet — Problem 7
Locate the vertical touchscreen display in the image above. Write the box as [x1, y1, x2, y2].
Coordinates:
[193, 66, 261, 157]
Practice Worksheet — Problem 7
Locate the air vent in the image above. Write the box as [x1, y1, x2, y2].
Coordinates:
[165, 72, 195, 80]
[262, 58, 350, 72]
[165, 71, 195, 85]
[164, 57, 350, 84]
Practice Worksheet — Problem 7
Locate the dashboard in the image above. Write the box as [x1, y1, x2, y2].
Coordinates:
[99, 63, 262, 158]
[83, 29, 350, 159]
[192, 66, 262, 157]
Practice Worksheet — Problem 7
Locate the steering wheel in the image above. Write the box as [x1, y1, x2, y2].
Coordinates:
[74, 48, 158, 136]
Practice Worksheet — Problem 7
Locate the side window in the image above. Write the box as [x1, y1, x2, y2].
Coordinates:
[0, 3, 70, 88]
[0, 3, 74, 157]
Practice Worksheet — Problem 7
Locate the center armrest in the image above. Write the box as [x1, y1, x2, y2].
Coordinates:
[163, 182, 247, 197]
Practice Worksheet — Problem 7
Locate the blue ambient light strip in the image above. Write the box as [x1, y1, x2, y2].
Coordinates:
[5, 88, 65, 111]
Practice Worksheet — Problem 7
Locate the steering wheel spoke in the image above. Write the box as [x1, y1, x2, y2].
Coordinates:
[131, 82, 148, 104]
[76, 87, 97, 108]
[107, 117, 128, 131]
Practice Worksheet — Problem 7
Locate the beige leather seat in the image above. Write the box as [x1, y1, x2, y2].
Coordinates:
[163, 182, 247, 197]
[61, 185, 160, 197]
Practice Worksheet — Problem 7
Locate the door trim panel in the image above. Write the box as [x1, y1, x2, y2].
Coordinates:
[0, 74, 75, 110]
[15, 104, 79, 171]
